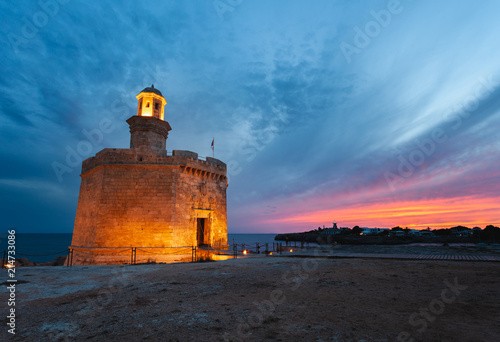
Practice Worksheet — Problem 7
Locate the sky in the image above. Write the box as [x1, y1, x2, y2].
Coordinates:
[1, 0, 499, 234]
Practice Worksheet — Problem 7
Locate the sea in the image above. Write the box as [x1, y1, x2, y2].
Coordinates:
[0, 233, 287, 263]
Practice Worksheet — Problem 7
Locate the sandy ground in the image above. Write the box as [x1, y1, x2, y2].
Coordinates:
[1, 252, 500, 342]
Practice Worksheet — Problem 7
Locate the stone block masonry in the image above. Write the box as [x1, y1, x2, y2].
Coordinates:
[70, 85, 228, 265]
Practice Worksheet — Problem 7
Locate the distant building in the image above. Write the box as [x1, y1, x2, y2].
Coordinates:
[321, 228, 341, 235]
[321, 221, 341, 235]
[415, 230, 435, 237]
[449, 227, 473, 237]
[360, 228, 389, 236]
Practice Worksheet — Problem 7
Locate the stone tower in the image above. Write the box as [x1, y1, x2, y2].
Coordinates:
[129, 85, 170, 151]
[70, 85, 228, 264]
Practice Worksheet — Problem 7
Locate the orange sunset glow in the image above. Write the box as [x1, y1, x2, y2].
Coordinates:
[259, 196, 500, 232]
[231, 154, 500, 233]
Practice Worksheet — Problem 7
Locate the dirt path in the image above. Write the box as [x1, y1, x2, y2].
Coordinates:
[1, 256, 499, 341]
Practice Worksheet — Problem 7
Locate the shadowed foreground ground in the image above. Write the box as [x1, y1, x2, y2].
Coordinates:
[1, 255, 499, 341]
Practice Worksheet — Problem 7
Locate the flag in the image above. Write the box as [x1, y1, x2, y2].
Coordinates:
[211, 138, 214, 151]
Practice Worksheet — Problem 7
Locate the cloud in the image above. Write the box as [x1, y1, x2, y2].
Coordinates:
[1, 0, 500, 233]
[0, 178, 64, 196]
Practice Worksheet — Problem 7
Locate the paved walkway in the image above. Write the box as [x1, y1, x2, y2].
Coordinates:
[282, 251, 500, 262]
[320, 252, 500, 262]
[274, 244, 500, 262]
[233, 243, 500, 262]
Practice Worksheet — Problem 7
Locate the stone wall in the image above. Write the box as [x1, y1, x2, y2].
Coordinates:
[127, 115, 171, 151]
[71, 147, 227, 264]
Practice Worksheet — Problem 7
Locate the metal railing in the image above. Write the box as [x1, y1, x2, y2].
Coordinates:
[1, 240, 310, 268]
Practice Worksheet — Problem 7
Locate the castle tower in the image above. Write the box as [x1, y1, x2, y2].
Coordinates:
[127, 85, 171, 151]
[70, 85, 228, 265]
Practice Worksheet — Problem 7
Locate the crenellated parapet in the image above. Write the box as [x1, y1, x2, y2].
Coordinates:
[81, 148, 227, 184]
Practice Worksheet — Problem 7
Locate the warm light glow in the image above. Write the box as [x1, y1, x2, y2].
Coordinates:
[142, 101, 153, 117]
[136, 92, 167, 120]
[263, 195, 500, 231]
[231, 156, 500, 234]
[269, 252, 273, 255]
[5, 264, 13, 268]
[289, 249, 293, 252]
[212, 254, 232, 261]
[243, 250, 247, 255]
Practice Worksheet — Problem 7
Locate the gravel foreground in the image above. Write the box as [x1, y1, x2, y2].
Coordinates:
[1, 255, 499, 342]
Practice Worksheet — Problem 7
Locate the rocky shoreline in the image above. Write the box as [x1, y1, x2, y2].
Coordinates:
[12, 256, 67, 267]
[275, 233, 485, 245]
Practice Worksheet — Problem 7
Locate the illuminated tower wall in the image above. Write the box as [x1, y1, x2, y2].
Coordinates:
[70, 85, 228, 264]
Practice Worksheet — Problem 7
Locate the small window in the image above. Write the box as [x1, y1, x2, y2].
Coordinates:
[146, 102, 150, 108]
[155, 102, 159, 110]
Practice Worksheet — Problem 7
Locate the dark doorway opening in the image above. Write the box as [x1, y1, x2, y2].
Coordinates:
[197, 218, 206, 246]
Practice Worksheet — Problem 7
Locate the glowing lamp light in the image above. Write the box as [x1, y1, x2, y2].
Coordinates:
[289, 249, 293, 252]
[269, 252, 273, 255]
[141, 101, 153, 117]
[243, 250, 247, 255]
[5, 264, 14, 268]
[136, 88, 167, 120]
